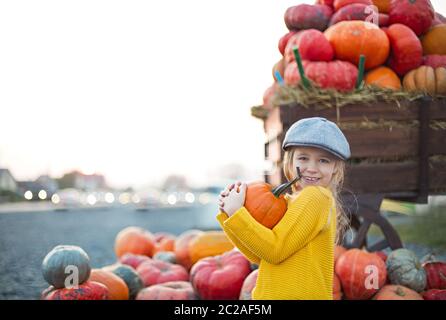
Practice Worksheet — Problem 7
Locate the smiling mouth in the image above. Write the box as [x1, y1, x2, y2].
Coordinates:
[303, 177, 320, 182]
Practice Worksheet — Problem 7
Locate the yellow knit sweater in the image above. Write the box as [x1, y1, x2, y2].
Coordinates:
[216, 186, 336, 300]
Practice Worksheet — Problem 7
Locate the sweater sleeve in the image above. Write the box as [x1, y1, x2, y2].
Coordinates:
[221, 186, 332, 265]
[216, 211, 261, 264]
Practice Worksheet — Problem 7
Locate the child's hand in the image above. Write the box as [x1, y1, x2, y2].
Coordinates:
[218, 181, 247, 217]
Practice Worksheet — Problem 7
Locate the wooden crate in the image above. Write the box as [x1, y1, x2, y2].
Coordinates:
[259, 96, 446, 250]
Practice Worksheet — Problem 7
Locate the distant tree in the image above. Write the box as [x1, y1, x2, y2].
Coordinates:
[55, 171, 79, 189]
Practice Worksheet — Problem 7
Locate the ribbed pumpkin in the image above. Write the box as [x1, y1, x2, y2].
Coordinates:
[421, 24, 446, 55]
[153, 232, 176, 255]
[422, 289, 446, 300]
[373, 285, 423, 300]
[284, 4, 333, 31]
[278, 31, 298, 56]
[41, 245, 91, 289]
[41, 281, 109, 300]
[388, 0, 435, 36]
[385, 23, 423, 76]
[89, 269, 129, 300]
[244, 182, 290, 229]
[335, 249, 387, 300]
[422, 257, 446, 290]
[136, 281, 197, 300]
[373, 0, 390, 13]
[103, 264, 144, 300]
[188, 231, 234, 265]
[174, 229, 204, 271]
[324, 21, 390, 70]
[114, 226, 155, 258]
[333, 0, 372, 11]
[403, 66, 446, 95]
[119, 253, 152, 270]
[386, 248, 427, 292]
[153, 251, 178, 264]
[365, 66, 402, 90]
[329, 4, 370, 26]
[284, 29, 334, 64]
[284, 60, 358, 92]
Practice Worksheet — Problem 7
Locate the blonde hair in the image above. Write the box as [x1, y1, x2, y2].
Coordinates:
[283, 148, 350, 245]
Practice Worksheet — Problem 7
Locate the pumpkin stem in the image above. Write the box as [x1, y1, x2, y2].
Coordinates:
[293, 47, 311, 89]
[271, 167, 302, 198]
[355, 54, 366, 90]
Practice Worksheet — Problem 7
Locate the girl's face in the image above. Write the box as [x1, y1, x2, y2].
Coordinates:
[292, 146, 338, 189]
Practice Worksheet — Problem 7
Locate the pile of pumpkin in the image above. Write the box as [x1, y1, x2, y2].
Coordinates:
[264, 0, 446, 107]
[40, 225, 446, 300]
[334, 246, 446, 300]
[40, 227, 257, 300]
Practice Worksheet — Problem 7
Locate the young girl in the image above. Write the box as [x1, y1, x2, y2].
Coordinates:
[217, 117, 351, 300]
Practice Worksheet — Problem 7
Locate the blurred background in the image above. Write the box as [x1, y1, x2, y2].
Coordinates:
[1, 0, 445, 299]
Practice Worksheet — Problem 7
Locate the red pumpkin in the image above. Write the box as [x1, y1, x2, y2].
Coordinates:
[174, 229, 204, 270]
[423, 55, 446, 68]
[284, 4, 333, 31]
[114, 226, 155, 258]
[373, 285, 423, 300]
[333, 273, 343, 300]
[239, 269, 258, 300]
[421, 289, 446, 300]
[137, 259, 189, 287]
[284, 60, 358, 92]
[385, 23, 423, 76]
[278, 31, 298, 56]
[325, 21, 390, 70]
[119, 253, 152, 270]
[388, 0, 435, 36]
[136, 281, 197, 300]
[423, 260, 446, 290]
[329, 4, 370, 26]
[284, 29, 334, 64]
[41, 281, 109, 300]
[190, 250, 251, 300]
[335, 249, 387, 300]
[333, 0, 373, 11]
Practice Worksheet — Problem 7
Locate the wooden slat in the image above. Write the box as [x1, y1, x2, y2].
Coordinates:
[279, 98, 446, 125]
[344, 160, 446, 193]
[344, 128, 446, 158]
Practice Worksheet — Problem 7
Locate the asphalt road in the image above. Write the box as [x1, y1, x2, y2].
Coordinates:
[0, 203, 221, 300]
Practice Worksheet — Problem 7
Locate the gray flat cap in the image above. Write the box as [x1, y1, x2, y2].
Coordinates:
[282, 117, 351, 160]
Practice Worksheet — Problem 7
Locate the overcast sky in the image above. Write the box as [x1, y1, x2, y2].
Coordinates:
[1, 1, 445, 189]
